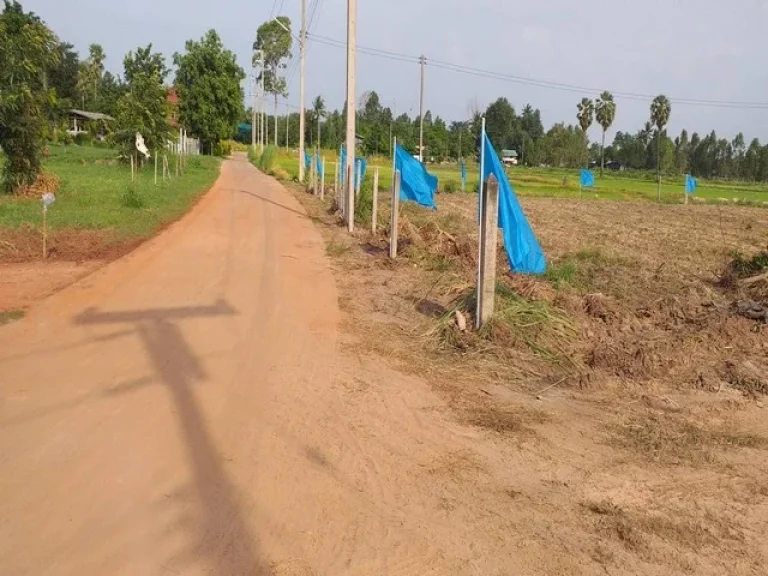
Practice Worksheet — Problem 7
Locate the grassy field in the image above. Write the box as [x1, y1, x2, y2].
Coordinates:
[271, 148, 768, 206]
[0, 145, 221, 241]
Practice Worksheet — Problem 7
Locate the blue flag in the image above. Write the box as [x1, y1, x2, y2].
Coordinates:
[304, 150, 312, 170]
[685, 174, 697, 194]
[460, 160, 468, 189]
[482, 133, 546, 275]
[395, 144, 438, 209]
[340, 148, 367, 190]
[315, 153, 323, 178]
[580, 169, 595, 188]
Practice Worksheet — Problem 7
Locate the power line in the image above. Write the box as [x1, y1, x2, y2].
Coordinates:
[304, 33, 768, 110]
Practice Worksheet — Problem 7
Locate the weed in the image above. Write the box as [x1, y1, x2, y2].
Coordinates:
[258, 146, 278, 173]
[442, 179, 461, 193]
[0, 309, 25, 326]
[727, 249, 768, 278]
[468, 405, 549, 435]
[120, 184, 144, 209]
[326, 238, 351, 258]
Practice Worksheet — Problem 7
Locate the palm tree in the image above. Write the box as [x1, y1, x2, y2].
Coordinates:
[595, 91, 616, 176]
[576, 98, 595, 168]
[312, 95, 326, 150]
[650, 95, 672, 202]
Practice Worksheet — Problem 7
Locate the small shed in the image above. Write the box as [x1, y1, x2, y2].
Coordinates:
[501, 149, 518, 166]
[67, 109, 115, 137]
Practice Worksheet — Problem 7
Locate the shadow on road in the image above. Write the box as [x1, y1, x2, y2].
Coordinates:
[234, 188, 309, 219]
[73, 299, 268, 574]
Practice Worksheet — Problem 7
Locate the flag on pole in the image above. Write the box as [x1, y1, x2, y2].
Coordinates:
[395, 143, 438, 209]
[685, 174, 697, 194]
[460, 160, 467, 189]
[316, 152, 323, 178]
[580, 169, 595, 188]
[481, 132, 546, 275]
[304, 150, 312, 171]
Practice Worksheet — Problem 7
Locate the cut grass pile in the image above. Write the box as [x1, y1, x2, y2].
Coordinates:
[0, 309, 25, 326]
[0, 145, 220, 243]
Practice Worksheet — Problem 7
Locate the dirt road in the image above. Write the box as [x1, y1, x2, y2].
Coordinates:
[0, 155, 501, 575]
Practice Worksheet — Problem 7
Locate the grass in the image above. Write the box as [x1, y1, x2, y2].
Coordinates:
[0, 145, 221, 242]
[269, 148, 768, 206]
[544, 249, 630, 292]
[0, 309, 25, 326]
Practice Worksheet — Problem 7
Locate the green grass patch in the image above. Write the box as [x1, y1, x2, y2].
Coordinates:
[0, 145, 220, 242]
[728, 249, 768, 278]
[0, 309, 25, 326]
[545, 249, 622, 291]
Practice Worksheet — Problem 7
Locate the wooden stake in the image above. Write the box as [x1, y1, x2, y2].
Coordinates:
[390, 170, 401, 258]
[477, 175, 500, 329]
[372, 167, 379, 234]
[154, 153, 158, 186]
[130, 154, 135, 183]
[42, 206, 47, 260]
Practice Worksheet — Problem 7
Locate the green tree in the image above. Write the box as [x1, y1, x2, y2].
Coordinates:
[76, 43, 106, 109]
[311, 95, 326, 149]
[650, 95, 671, 200]
[174, 30, 245, 153]
[595, 91, 616, 175]
[485, 97, 516, 151]
[576, 98, 594, 168]
[254, 17, 292, 147]
[114, 45, 172, 162]
[0, 0, 59, 192]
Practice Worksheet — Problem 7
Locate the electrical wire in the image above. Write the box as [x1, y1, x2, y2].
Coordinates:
[303, 33, 768, 110]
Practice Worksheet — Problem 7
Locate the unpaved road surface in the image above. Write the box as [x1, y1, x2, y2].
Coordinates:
[0, 156, 503, 575]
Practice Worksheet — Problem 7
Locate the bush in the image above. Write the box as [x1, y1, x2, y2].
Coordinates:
[728, 250, 768, 278]
[355, 176, 374, 225]
[443, 179, 460, 193]
[258, 146, 277, 173]
[216, 140, 233, 157]
[74, 133, 92, 146]
[121, 184, 144, 209]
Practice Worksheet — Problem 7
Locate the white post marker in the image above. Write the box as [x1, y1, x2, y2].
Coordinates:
[477, 175, 500, 329]
[390, 170, 401, 258]
[372, 166, 379, 234]
[356, 161, 362, 198]
[154, 153, 158, 186]
[475, 117, 487, 327]
[41, 192, 55, 260]
[320, 157, 326, 199]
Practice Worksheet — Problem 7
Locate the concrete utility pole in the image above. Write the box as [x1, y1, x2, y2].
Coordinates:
[419, 55, 426, 162]
[299, 0, 307, 182]
[261, 68, 266, 150]
[251, 76, 257, 149]
[345, 0, 357, 232]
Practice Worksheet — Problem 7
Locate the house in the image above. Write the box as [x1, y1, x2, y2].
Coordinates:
[67, 109, 115, 137]
[501, 149, 518, 166]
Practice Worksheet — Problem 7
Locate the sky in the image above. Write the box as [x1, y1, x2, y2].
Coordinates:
[23, 0, 768, 143]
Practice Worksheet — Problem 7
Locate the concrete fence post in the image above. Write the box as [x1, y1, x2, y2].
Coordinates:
[320, 157, 326, 200]
[390, 170, 401, 258]
[356, 162, 363, 198]
[372, 167, 379, 234]
[476, 174, 500, 329]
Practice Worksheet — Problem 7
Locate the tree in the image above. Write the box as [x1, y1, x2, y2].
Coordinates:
[485, 98, 516, 151]
[254, 17, 292, 147]
[174, 30, 245, 153]
[576, 98, 594, 168]
[595, 91, 616, 175]
[114, 44, 172, 162]
[0, 0, 59, 192]
[650, 95, 671, 200]
[311, 95, 326, 149]
[75, 43, 106, 109]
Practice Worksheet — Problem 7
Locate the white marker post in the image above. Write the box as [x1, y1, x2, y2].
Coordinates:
[475, 117, 487, 327]
[372, 167, 379, 234]
[477, 175, 500, 329]
[390, 170, 401, 258]
[356, 161, 362, 198]
[41, 192, 55, 260]
[320, 157, 326, 199]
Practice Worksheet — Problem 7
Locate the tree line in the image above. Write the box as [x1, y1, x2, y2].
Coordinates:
[0, 1, 245, 192]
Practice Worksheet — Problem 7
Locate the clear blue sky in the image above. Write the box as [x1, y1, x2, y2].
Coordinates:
[24, 0, 768, 142]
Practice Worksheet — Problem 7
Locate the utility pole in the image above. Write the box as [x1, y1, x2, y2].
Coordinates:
[345, 0, 357, 231]
[285, 105, 289, 151]
[251, 76, 257, 149]
[299, 0, 307, 182]
[419, 55, 426, 162]
[261, 68, 266, 151]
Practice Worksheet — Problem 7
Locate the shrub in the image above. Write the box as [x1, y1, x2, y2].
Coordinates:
[258, 146, 277, 173]
[121, 184, 144, 209]
[74, 133, 92, 146]
[443, 179, 460, 193]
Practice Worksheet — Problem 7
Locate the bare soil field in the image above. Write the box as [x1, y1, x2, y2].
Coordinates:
[288, 184, 768, 575]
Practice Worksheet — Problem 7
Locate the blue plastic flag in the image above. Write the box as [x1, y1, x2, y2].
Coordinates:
[580, 169, 595, 188]
[315, 153, 323, 178]
[395, 144, 438, 209]
[481, 133, 546, 275]
[685, 174, 697, 194]
[460, 160, 467, 188]
[304, 150, 311, 170]
[340, 148, 367, 190]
